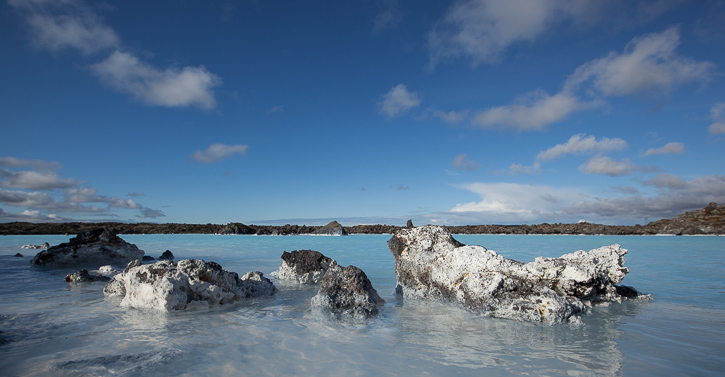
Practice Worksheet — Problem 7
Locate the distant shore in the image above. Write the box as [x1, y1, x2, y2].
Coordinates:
[2, 202, 724, 236]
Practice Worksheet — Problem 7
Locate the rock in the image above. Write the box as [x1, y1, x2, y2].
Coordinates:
[310, 263, 385, 320]
[103, 259, 276, 311]
[98, 265, 118, 276]
[14, 253, 23, 257]
[388, 225, 647, 324]
[313, 221, 347, 236]
[158, 250, 174, 261]
[274, 250, 336, 284]
[30, 228, 144, 266]
[21, 242, 49, 249]
[406, 219, 414, 228]
[142, 255, 155, 261]
[64, 269, 111, 283]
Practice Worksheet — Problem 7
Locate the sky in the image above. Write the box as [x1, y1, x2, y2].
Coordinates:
[1, 0, 724, 226]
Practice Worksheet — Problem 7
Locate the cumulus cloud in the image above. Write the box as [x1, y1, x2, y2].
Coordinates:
[537, 134, 628, 161]
[709, 102, 725, 135]
[565, 27, 714, 97]
[9, 0, 221, 110]
[644, 142, 685, 156]
[568, 174, 725, 220]
[0, 156, 165, 221]
[446, 173, 725, 224]
[578, 155, 638, 176]
[378, 84, 421, 119]
[92, 51, 221, 109]
[427, 0, 686, 69]
[451, 154, 481, 171]
[472, 91, 593, 132]
[450, 182, 589, 223]
[191, 143, 248, 164]
[470, 27, 712, 131]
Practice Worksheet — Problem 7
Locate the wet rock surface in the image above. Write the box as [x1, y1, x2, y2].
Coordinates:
[274, 249, 336, 284]
[388, 225, 647, 323]
[313, 221, 347, 236]
[103, 259, 276, 311]
[311, 263, 385, 321]
[64, 269, 111, 283]
[30, 228, 144, 266]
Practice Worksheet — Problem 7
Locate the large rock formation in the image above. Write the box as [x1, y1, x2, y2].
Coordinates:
[103, 259, 276, 311]
[273, 249, 336, 284]
[30, 228, 144, 266]
[388, 225, 646, 324]
[310, 263, 385, 320]
[313, 221, 347, 236]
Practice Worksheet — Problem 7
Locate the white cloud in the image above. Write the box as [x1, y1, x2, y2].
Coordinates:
[644, 142, 685, 156]
[578, 155, 637, 176]
[451, 154, 481, 171]
[565, 27, 714, 97]
[92, 51, 221, 109]
[432, 109, 468, 124]
[378, 84, 421, 119]
[427, 0, 687, 69]
[569, 174, 725, 220]
[191, 143, 248, 164]
[709, 102, 725, 135]
[373, 0, 400, 33]
[537, 134, 628, 161]
[472, 90, 591, 132]
[507, 162, 541, 175]
[26, 12, 119, 54]
[0, 169, 78, 190]
[0, 157, 62, 171]
[450, 182, 589, 223]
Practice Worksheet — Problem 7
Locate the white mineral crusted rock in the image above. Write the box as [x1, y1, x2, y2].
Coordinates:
[388, 225, 647, 324]
[103, 259, 276, 311]
[30, 228, 144, 266]
[273, 250, 336, 284]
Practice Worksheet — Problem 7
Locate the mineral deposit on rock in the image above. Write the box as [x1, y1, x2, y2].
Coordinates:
[104, 259, 276, 311]
[388, 225, 647, 323]
[30, 228, 144, 266]
[273, 249, 336, 284]
[310, 263, 385, 321]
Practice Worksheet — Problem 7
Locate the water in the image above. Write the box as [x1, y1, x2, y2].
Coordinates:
[1, 234, 723, 376]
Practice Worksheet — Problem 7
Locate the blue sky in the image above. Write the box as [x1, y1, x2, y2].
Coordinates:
[1, 0, 724, 226]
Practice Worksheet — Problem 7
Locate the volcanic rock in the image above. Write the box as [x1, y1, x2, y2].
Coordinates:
[310, 263, 385, 320]
[273, 249, 336, 284]
[103, 259, 276, 311]
[158, 250, 175, 261]
[388, 225, 646, 324]
[64, 269, 111, 283]
[30, 228, 144, 266]
[313, 221, 347, 236]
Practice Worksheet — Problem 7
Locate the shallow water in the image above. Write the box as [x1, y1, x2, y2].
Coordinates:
[1, 234, 723, 376]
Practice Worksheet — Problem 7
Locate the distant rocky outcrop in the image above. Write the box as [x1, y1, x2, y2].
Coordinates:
[313, 221, 347, 236]
[21, 242, 49, 249]
[645, 202, 725, 235]
[310, 263, 385, 321]
[30, 228, 144, 266]
[273, 250, 336, 284]
[388, 225, 647, 324]
[104, 259, 276, 311]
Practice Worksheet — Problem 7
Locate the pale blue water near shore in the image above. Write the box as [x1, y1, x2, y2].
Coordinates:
[1, 234, 723, 376]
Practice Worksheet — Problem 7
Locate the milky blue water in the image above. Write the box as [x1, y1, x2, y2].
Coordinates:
[1, 234, 723, 376]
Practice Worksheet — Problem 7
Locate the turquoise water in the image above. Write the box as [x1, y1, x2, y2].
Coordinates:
[0, 234, 723, 376]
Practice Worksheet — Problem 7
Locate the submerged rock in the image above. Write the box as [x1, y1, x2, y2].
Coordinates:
[64, 269, 111, 283]
[388, 225, 647, 324]
[14, 253, 23, 257]
[30, 228, 144, 266]
[273, 249, 336, 284]
[103, 259, 276, 311]
[313, 221, 347, 236]
[310, 263, 385, 321]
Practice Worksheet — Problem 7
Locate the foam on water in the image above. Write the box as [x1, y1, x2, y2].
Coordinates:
[0, 234, 723, 376]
